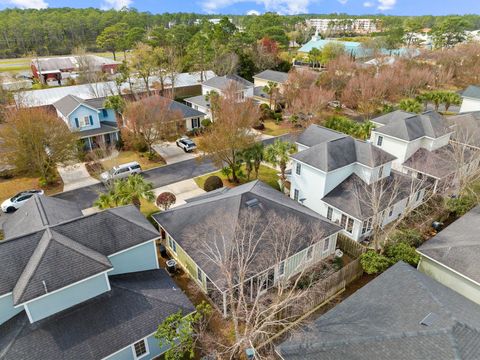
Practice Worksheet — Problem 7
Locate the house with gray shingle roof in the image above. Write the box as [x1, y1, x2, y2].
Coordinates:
[417, 205, 480, 306]
[289, 124, 427, 241]
[252, 70, 289, 108]
[53, 94, 119, 150]
[460, 85, 480, 113]
[0, 194, 194, 360]
[152, 180, 342, 317]
[275, 261, 480, 360]
[370, 110, 477, 193]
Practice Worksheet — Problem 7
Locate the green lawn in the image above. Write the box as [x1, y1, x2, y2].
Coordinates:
[262, 120, 292, 137]
[195, 164, 280, 191]
[101, 151, 165, 172]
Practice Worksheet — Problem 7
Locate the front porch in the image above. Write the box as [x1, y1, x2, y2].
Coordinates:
[81, 130, 119, 151]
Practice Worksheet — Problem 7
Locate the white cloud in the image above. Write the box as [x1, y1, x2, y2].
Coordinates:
[201, 0, 314, 15]
[101, 0, 132, 10]
[3, 0, 48, 9]
[337, 0, 348, 4]
[363, 1, 374, 7]
[377, 0, 396, 10]
[246, 9, 260, 15]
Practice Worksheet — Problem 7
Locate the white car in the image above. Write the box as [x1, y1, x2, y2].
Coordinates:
[1, 189, 44, 213]
[176, 137, 197, 152]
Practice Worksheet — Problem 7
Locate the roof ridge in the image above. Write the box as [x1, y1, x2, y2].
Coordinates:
[33, 195, 49, 227]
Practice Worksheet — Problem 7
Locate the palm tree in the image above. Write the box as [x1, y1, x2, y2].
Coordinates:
[94, 175, 155, 210]
[241, 143, 264, 180]
[443, 92, 461, 112]
[264, 140, 296, 189]
[355, 121, 376, 140]
[262, 81, 279, 110]
[398, 98, 423, 113]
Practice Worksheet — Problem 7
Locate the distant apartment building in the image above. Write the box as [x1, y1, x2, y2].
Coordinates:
[306, 18, 378, 34]
[194, 18, 233, 25]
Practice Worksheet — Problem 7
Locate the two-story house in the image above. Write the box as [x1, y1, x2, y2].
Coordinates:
[184, 74, 254, 120]
[53, 94, 120, 150]
[370, 110, 476, 193]
[289, 125, 427, 241]
[460, 85, 480, 113]
[153, 180, 342, 317]
[252, 70, 289, 109]
[0, 195, 194, 360]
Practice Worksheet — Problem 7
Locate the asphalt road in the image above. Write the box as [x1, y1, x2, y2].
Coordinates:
[53, 134, 294, 210]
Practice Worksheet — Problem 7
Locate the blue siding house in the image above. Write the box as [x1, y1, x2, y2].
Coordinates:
[53, 94, 120, 150]
[0, 195, 194, 360]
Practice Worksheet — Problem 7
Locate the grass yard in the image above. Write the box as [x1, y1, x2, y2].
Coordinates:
[0, 176, 63, 200]
[139, 198, 159, 219]
[100, 151, 166, 172]
[195, 164, 280, 191]
[262, 120, 292, 137]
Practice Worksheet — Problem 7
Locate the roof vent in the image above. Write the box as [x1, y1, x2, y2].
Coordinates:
[42, 280, 48, 294]
[246, 198, 259, 208]
[420, 312, 439, 326]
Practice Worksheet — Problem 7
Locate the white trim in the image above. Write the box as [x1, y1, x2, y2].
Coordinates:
[105, 273, 111, 291]
[101, 331, 155, 360]
[14, 269, 111, 308]
[23, 304, 33, 323]
[417, 252, 480, 288]
[372, 129, 455, 144]
[0, 291, 12, 300]
[65, 102, 101, 118]
[108, 238, 160, 258]
[153, 240, 160, 269]
[132, 337, 150, 359]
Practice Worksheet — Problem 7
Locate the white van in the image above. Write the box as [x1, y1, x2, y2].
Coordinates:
[100, 162, 142, 182]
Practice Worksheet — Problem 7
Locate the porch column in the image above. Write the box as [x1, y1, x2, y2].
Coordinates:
[87, 137, 93, 151]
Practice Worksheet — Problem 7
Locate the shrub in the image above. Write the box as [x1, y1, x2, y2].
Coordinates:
[385, 242, 420, 267]
[390, 228, 424, 247]
[360, 251, 392, 274]
[156, 192, 176, 211]
[201, 118, 212, 128]
[445, 195, 476, 217]
[204, 175, 223, 192]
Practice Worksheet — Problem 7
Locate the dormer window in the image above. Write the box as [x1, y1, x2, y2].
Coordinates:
[377, 136, 383, 146]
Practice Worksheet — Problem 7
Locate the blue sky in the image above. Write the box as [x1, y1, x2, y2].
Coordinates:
[0, 0, 479, 16]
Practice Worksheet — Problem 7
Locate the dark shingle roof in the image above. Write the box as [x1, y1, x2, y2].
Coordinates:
[2, 195, 83, 239]
[322, 171, 428, 220]
[296, 124, 347, 148]
[374, 111, 452, 141]
[448, 111, 480, 149]
[0, 200, 159, 298]
[153, 181, 341, 290]
[0, 270, 194, 360]
[202, 74, 253, 90]
[462, 85, 480, 100]
[254, 70, 289, 84]
[371, 109, 416, 126]
[53, 94, 103, 117]
[276, 262, 480, 360]
[77, 121, 119, 138]
[292, 135, 396, 172]
[169, 99, 206, 117]
[417, 205, 480, 284]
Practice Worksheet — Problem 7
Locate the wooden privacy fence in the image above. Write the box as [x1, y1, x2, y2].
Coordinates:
[337, 234, 367, 258]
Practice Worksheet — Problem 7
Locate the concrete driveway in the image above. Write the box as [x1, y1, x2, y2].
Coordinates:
[153, 142, 198, 164]
[153, 179, 205, 208]
[57, 163, 100, 192]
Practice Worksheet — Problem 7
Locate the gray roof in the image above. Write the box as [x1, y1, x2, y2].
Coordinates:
[276, 262, 480, 360]
[371, 109, 416, 126]
[153, 181, 341, 290]
[292, 134, 396, 172]
[0, 270, 194, 360]
[3, 194, 83, 239]
[296, 124, 347, 148]
[322, 171, 429, 220]
[0, 197, 159, 300]
[77, 121, 119, 138]
[184, 94, 210, 108]
[417, 205, 480, 284]
[374, 111, 452, 141]
[402, 144, 469, 179]
[448, 111, 480, 149]
[254, 70, 289, 84]
[169, 98, 206, 118]
[202, 74, 253, 91]
[462, 85, 480, 100]
[53, 94, 105, 117]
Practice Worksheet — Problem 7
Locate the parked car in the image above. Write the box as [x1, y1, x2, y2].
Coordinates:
[100, 161, 142, 182]
[1, 189, 44, 213]
[176, 137, 197, 152]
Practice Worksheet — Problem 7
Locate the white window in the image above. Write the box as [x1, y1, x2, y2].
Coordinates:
[306, 246, 313, 260]
[388, 206, 394, 217]
[323, 238, 330, 252]
[346, 218, 354, 234]
[340, 214, 347, 228]
[362, 220, 368, 234]
[278, 261, 285, 276]
[327, 207, 333, 221]
[80, 115, 91, 127]
[416, 190, 421, 202]
[377, 136, 383, 146]
[168, 237, 177, 254]
[293, 189, 299, 201]
[378, 166, 383, 178]
[197, 267, 204, 282]
[296, 163, 301, 175]
[191, 117, 200, 129]
[133, 339, 149, 359]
